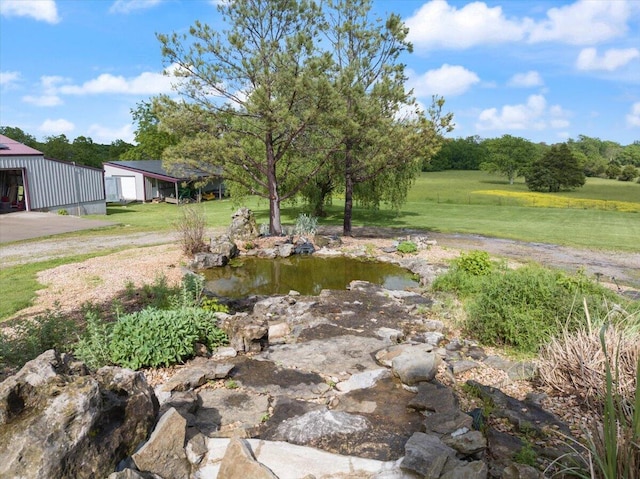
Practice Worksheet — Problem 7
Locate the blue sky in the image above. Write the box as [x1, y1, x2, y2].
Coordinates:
[1, 0, 639, 146]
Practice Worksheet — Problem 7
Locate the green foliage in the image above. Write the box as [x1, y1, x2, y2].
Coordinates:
[526, 143, 586, 192]
[454, 250, 493, 276]
[514, 442, 538, 467]
[57, 209, 68, 216]
[396, 241, 417, 254]
[0, 309, 76, 368]
[225, 379, 239, 389]
[73, 309, 113, 370]
[434, 263, 624, 354]
[618, 165, 638, 182]
[481, 135, 539, 185]
[108, 307, 227, 370]
[294, 213, 318, 236]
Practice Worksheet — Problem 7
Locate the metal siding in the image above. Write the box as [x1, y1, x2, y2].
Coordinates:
[0, 156, 105, 211]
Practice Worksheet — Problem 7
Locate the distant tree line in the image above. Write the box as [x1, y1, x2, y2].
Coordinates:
[426, 134, 640, 188]
[0, 126, 133, 169]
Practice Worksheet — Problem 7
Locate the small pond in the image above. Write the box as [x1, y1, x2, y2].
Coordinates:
[202, 255, 420, 298]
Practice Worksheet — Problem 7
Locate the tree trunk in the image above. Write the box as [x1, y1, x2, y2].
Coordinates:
[266, 133, 282, 235]
[343, 144, 354, 236]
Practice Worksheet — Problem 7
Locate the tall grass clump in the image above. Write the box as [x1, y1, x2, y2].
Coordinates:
[432, 250, 495, 297]
[175, 205, 209, 255]
[540, 303, 639, 479]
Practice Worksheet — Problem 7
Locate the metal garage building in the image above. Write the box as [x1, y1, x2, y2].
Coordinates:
[0, 134, 106, 215]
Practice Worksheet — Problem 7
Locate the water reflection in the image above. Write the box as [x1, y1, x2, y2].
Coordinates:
[202, 255, 419, 298]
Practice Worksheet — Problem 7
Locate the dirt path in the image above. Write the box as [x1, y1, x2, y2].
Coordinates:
[1, 227, 639, 289]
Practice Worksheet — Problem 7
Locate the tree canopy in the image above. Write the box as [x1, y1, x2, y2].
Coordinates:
[480, 135, 539, 185]
[525, 143, 585, 192]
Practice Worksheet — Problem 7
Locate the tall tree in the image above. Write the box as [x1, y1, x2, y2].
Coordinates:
[121, 101, 177, 160]
[526, 143, 585, 192]
[481, 135, 537, 184]
[0, 126, 39, 149]
[321, 0, 452, 235]
[41, 134, 73, 162]
[157, 0, 334, 235]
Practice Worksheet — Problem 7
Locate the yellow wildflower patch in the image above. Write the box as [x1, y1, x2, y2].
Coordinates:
[475, 190, 640, 213]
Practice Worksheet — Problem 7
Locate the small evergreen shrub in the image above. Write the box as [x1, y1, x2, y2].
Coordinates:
[109, 307, 228, 370]
[294, 213, 318, 236]
[397, 241, 418, 254]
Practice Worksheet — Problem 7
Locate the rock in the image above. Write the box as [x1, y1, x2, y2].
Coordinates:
[335, 368, 391, 393]
[132, 407, 190, 479]
[401, 432, 457, 478]
[210, 235, 240, 259]
[392, 349, 441, 385]
[375, 342, 434, 368]
[107, 470, 163, 479]
[424, 410, 474, 436]
[443, 430, 487, 456]
[0, 350, 158, 479]
[313, 234, 342, 249]
[195, 388, 270, 437]
[217, 437, 278, 479]
[501, 463, 544, 478]
[210, 346, 238, 361]
[415, 331, 445, 346]
[228, 207, 259, 241]
[449, 360, 482, 375]
[186, 433, 208, 466]
[294, 240, 315, 255]
[483, 356, 537, 382]
[190, 252, 229, 269]
[440, 460, 489, 479]
[218, 314, 269, 353]
[273, 409, 370, 447]
[408, 381, 459, 414]
[158, 358, 234, 393]
[375, 327, 405, 343]
[268, 322, 291, 344]
[277, 243, 295, 257]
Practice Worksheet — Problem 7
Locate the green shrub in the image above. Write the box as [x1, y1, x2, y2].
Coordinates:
[73, 309, 113, 370]
[431, 266, 486, 297]
[465, 265, 621, 353]
[455, 250, 493, 276]
[397, 241, 418, 254]
[294, 213, 318, 236]
[109, 307, 227, 370]
[57, 209, 68, 215]
[0, 309, 76, 369]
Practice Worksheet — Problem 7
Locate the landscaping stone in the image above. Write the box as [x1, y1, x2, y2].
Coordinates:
[158, 357, 233, 392]
[401, 432, 457, 478]
[217, 437, 278, 479]
[392, 348, 441, 385]
[227, 207, 259, 241]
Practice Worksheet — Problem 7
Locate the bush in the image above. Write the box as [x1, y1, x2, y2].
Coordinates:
[397, 241, 418, 254]
[455, 250, 493, 276]
[618, 164, 638, 182]
[109, 307, 227, 370]
[174, 205, 208, 256]
[465, 265, 621, 353]
[294, 213, 318, 236]
[0, 309, 77, 369]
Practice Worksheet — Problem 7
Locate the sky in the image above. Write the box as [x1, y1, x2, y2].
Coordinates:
[1, 0, 639, 146]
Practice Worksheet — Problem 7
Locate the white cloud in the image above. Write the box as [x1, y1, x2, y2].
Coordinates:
[0, 0, 60, 24]
[57, 69, 174, 96]
[0, 71, 20, 87]
[405, 0, 634, 50]
[476, 94, 571, 132]
[405, 0, 528, 49]
[109, 0, 164, 14]
[22, 95, 62, 107]
[508, 71, 543, 88]
[409, 65, 480, 97]
[39, 118, 75, 135]
[88, 123, 135, 144]
[576, 47, 640, 71]
[627, 102, 640, 127]
[528, 0, 631, 45]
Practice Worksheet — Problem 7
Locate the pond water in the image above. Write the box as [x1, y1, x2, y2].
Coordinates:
[202, 255, 419, 298]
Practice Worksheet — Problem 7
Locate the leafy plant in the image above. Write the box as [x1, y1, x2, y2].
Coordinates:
[514, 441, 538, 467]
[0, 309, 76, 368]
[294, 213, 318, 236]
[57, 209, 68, 215]
[397, 241, 417, 254]
[225, 379, 238, 389]
[108, 307, 227, 370]
[73, 309, 113, 369]
[455, 250, 492, 276]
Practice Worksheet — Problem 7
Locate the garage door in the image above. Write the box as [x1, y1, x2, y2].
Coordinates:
[119, 176, 137, 200]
